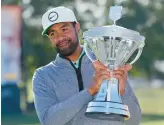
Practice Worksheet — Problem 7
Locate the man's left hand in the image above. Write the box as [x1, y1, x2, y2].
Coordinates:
[112, 64, 132, 95]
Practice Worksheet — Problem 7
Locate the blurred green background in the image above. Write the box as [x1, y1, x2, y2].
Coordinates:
[1, 0, 164, 125]
[2, 88, 164, 125]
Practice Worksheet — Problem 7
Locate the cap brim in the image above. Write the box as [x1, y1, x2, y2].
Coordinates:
[42, 21, 77, 35]
[42, 24, 55, 35]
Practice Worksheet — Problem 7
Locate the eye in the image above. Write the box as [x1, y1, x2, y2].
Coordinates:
[62, 28, 68, 32]
[49, 32, 55, 37]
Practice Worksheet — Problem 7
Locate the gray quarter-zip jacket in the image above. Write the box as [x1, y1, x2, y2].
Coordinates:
[32, 53, 141, 125]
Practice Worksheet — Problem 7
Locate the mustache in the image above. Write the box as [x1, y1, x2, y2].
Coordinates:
[56, 37, 71, 47]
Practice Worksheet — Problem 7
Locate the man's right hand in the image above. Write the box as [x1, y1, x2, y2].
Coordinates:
[88, 61, 111, 96]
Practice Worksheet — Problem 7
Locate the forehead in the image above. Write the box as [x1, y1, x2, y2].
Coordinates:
[48, 22, 73, 31]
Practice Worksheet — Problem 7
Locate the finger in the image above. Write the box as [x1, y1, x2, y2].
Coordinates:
[125, 64, 132, 71]
[96, 69, 110, 77]
[113, 73, 125, 83]
[113, 70, 125, 76]
[99, 74, 111, 82]
[114, 66, 125, 71]
[95, 68, 109, 74]
[93, 60, 108, 70]
[115, 64, 132, 71]
[113, 70, 128, 81]
[112, 74, 126, 94]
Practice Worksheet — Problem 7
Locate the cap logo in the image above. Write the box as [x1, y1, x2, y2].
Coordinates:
[48, 11, 58, 22]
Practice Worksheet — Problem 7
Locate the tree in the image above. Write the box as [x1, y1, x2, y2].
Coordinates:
[2, 0, 164, 80]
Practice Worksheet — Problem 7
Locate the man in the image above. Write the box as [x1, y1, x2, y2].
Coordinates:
[32, 6, 141, 125]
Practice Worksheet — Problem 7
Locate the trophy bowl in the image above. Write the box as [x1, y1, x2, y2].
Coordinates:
[83, 6, 145, 121]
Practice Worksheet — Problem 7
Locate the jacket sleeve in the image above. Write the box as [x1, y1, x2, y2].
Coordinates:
[32, 69, 93, 125]
[121, 79, 142, 125]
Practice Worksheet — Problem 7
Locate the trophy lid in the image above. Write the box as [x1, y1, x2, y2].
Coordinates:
[83, 5, 145, 68]
[83, 5, 145, 42]
[83, 25, 145, 42]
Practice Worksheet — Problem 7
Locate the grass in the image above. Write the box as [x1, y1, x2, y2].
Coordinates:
[2, 88, 164, 125]
[135, 88, 164, 125]
[1, 112, 40, 125]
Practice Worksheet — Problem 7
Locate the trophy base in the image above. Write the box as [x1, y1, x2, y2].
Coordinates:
[85, 112, 124, 121]
[85, 101, 130, 121]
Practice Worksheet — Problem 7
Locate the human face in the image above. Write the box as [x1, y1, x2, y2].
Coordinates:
[47, 22, 80, 57]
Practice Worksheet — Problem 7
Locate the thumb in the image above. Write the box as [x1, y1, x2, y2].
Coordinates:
[125, 64, 132, 71]
[93, 60, 107, 70]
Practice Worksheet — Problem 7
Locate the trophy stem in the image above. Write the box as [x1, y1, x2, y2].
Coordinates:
[107, 78, 122, 103]
[95, 77, 122, 103]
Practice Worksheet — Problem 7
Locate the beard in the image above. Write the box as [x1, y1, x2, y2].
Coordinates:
[56, 36, 79, 57]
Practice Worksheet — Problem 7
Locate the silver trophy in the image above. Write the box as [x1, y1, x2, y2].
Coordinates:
[83, 5, 145, 121]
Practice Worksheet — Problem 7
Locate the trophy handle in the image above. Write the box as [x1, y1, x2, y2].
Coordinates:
[130, 43, 145, 65]
[84, 42, 97, 62]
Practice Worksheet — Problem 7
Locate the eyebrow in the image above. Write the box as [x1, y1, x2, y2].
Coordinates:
[59, 23, 70, 29]
[48, 29, 55, 34]
[48, 23, 70, 34]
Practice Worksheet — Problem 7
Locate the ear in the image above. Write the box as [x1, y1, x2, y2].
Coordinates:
[75, 22, 80, 33]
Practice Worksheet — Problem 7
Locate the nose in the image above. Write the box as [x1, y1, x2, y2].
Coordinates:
[54, 33, 65, 43]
